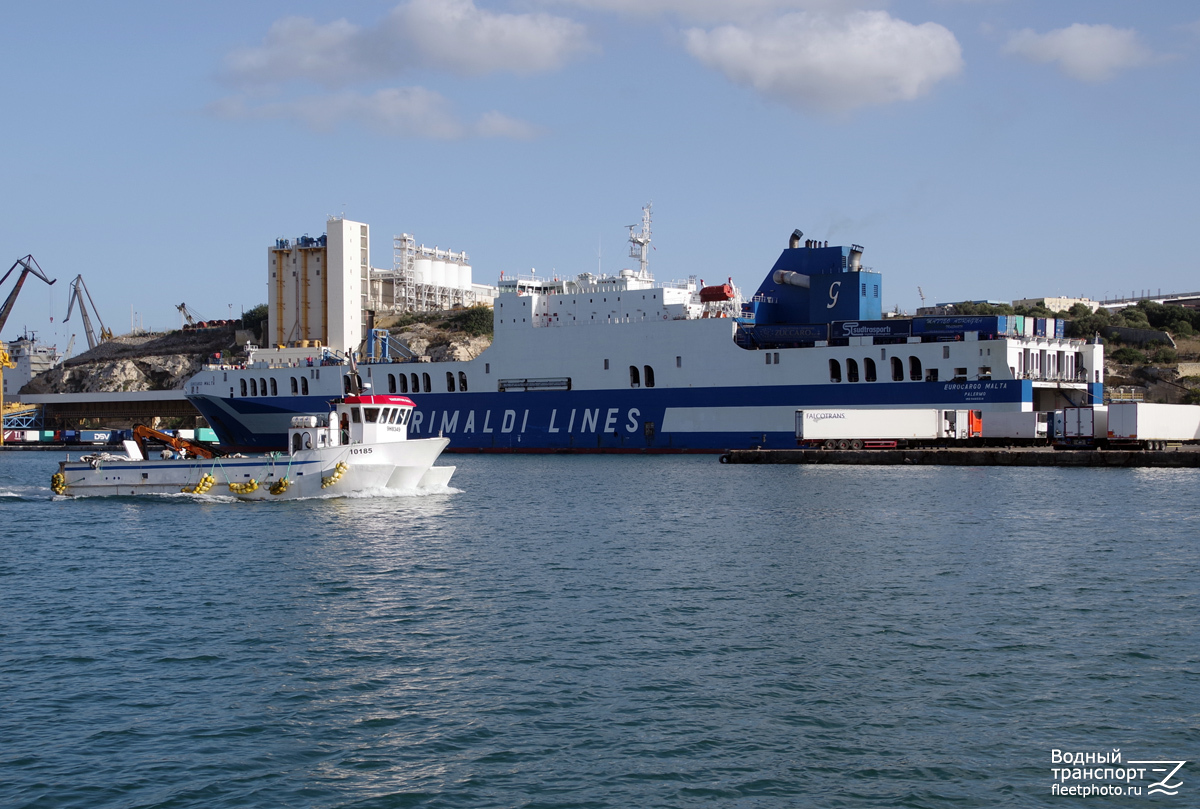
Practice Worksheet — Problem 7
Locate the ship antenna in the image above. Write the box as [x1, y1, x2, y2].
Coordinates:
[627, 202, 652, 277]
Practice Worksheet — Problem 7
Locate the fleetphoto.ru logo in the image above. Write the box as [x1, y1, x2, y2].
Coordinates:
[1051, 749, 1187, 797]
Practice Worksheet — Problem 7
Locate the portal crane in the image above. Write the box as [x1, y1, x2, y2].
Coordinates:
[0, 255, 56, 336]
[64, 275, 112, 350]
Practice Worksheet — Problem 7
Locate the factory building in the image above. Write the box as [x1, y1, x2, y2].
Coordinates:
[266, 216, 497, 355]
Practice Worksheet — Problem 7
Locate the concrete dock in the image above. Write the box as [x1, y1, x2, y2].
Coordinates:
[719, 448, 1200, 467]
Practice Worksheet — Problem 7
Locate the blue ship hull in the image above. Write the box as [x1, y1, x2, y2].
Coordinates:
[190, 379, 1094, 453]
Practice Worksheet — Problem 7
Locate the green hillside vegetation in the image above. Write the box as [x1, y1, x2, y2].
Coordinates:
[374, 305, 494, 337]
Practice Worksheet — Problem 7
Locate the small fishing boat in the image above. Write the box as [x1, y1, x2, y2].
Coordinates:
[50, 393, 454, 499]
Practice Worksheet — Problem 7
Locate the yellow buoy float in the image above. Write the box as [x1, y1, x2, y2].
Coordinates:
[322, 461, 349, 489]
[269, 477, 290, 495]
[182, 473, 216, 494]
[50, 472, 66, 495]
[228, 478, 259, 494]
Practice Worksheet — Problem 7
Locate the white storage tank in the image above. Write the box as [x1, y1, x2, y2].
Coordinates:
[414, 258, 433, 285]
[430, 260, 446, 288]
[459, 263, 472, 291]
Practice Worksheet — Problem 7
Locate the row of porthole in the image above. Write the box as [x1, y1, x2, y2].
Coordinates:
[630, 365, 656, 388]
[240, 376, 310, 397]
[829, 356, 925, 383]
[384, 371, 470, 394]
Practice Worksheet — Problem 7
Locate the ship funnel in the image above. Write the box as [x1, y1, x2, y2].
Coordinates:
[773, 270, 810, 289]
[789, 229, 804, 249]
[849, 244, 863, 270]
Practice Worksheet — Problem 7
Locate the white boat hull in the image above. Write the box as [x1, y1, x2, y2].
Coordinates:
[55, 437, 453, 500]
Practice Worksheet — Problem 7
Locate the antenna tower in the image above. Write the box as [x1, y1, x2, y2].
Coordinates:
[627, 203, 652, 277]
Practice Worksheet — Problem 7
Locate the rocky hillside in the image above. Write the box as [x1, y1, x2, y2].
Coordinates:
[22, 308, 495, 395]
[21, 327, 242, 394]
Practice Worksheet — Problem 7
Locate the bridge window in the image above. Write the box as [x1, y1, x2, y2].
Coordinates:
[829, 359, 842, 383]
[388, 374, 396, 393]
[865, 357, 877, 382]
[240, 379, 247, 396]
[364, 407, 380, 423]
[290, 377, 298, 395]
[459, 371, 468, 392]
[270, 378, 278, 396]
[909, 356, 922, 381]
[847, 358, 860, 383]
[260, 378, 267, 396]
[399, 374, 408, 393]
[250, 378, 258, 396]
[629, 365, 641, 387]
[644, 365, 655, 388]
[422, 373, 431, 393]
[411, 373, 419, 394]
[301, 377, 309, 395]
[892, 357, 903, 381]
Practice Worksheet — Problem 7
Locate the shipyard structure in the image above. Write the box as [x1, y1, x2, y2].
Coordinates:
[266, 216, 497, 354]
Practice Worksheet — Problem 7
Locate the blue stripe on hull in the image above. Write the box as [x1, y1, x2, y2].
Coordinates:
[190, 379, 1051, 453]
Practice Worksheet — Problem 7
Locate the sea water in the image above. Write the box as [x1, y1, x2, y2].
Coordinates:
[1, 451, 1197, 808]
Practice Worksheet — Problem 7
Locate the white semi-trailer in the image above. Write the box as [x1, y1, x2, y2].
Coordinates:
[981, 411, 1048, 441]
[1107, 402, 1200, 449]
[1055, 405, 1108, 446]
[795, 408, 979, 449]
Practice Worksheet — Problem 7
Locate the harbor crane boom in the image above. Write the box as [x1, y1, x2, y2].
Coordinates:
[0, 255, 56, 336]
[176, 302, 204, 327]
[64, 275, 112, 350]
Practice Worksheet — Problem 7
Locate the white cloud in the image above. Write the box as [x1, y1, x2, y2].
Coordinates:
[683, 11, 963, 112]
[209, 89, 541, 140]
[548, 0, 862, 23]
[387, 0, 594, 76]
[223, 0, 593, 88]
[1004, 23, 1153, 82]
[223, 17, 375, 88]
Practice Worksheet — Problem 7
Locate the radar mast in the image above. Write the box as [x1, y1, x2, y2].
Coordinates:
[627, 203, 652, 277]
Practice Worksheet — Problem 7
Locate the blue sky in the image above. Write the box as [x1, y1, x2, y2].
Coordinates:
[3, 1, 1198, 344]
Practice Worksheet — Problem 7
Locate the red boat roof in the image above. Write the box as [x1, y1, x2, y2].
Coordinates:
[343, 394, 415, 407]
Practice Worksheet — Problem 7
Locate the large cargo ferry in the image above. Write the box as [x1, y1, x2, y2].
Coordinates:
[185, 212, 1103, 452]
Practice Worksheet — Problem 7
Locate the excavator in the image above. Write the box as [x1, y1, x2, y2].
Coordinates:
[130, 424, 225, 460]
[0, 255, 56, 336]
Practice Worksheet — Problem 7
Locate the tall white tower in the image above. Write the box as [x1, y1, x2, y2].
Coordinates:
[266, 217, 367, 354]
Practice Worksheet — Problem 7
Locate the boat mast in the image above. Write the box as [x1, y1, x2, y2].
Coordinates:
[627, 203, 652, 278]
